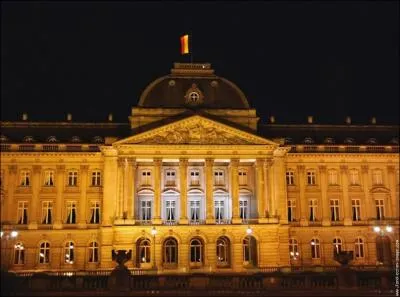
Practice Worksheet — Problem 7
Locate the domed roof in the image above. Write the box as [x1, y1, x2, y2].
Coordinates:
[138, 63, 250, 109]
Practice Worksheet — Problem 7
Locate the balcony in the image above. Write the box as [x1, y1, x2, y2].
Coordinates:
[136, 220, 152, 226]
[330, 220, 344, 226]
[215, 219, 231, 225]
[163, 220, 177, 226]
[308, 221, 322, 227]
[189, 220, 205, 225]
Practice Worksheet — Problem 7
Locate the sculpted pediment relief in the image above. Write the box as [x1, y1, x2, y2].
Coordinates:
[115, 115, 277, 146]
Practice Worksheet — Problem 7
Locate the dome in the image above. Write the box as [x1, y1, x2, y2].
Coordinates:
[138, 63, 250, 109]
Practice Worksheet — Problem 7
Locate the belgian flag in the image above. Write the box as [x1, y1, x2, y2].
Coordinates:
[180, 34, 189, 55]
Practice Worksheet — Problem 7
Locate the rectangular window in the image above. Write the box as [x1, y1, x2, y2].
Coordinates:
[352, 199, 361, 221]
[239, 170, 248, 186]
[307, 171, 316, 185]
[286, 171, 295, 185]
[165, 200, 176, 222]
[239, 200, 248, 220]
[165, 170, 176, 187]
[91, 171, 101, 186]
[215, 200, 224, 223]
[41, 201, 53, 224]
[141, 170, 151, 186]
[20, 170, 30, 187]
[288, 200, 296, 222]
[214, 170, 224, 186]
[309, 199, 317, 221]
[141, 200, 152, 221]
[44, 170, 55, 186]
[190, 200, 200, 222]
[330, 199, 340, 221]
[328, 171, 338, 185]
[372, 170, 383, 185]
[17, 201, 28, 224]
[66, 201, 77, 224]
[375, 199, 384, 220]
[68, 171, 78, 187]
[349, 170, 360, 185]
[190, 170, 200, 186]
[89, 201, 100, 224]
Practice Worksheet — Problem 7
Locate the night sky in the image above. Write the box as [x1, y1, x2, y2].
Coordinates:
[1, 1, 399, 125]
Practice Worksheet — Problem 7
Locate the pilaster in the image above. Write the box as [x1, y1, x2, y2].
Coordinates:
[102, 147, 118, 226]
[53, 165, 65, 229]
[318, 165, 330, 226]
[5, 165, 17, 224]
[28, 165, 41, 229]
[230, 158, 241, 224]
[205, 158, 215, 224]
[297, 165, 308, 226]
[153, 158, 162, 225]
[361, 165, 372, 220]
[340, 165, 352, 225]
[179, 158, 188, 224]
[255, 159, 265, 222]
[78, 165, 89, 228]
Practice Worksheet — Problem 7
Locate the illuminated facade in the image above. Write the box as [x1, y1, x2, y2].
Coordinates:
[0, 63, 398, 274]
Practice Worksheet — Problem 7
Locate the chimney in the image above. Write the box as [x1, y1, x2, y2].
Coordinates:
[371, 117, 376, 124]
[67, 113, 72, 121]
[269, 116, 275, 124]
[22, 113, 28, 121]
[346, 116, 351, 124]
[307, 116, 313, 124]
[108, 113, 113, 122]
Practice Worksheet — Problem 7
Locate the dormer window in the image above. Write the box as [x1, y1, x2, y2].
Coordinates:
[303, 137, 314, 144]
[367, 138, 377, 145]
[344, 137, 355, 144]
[389, 137, 399, 144]
[0, 135, 9, 143]
[284, 137, 293, 145]
[47, 136, 58, 143]
[92, 136, 103, 143]
[324, 137, 335, 144]
[23, 136, 35, 143]
[190, 170, 200, 186]
[71, 136, 81, 143]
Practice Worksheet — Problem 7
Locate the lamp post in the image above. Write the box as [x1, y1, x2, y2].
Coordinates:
[151, 227, 157, 271]
[1, 230, 19, 270]
[373, 224, 393, 265]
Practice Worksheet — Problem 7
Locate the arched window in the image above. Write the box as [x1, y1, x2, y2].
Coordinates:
[64, 241, 75, 264]
[137, 238, 151, 264]
[310, 238, 320, 259]
[163, 238, 178, 266]
[14, 242, 25, 264]
[243, 236, 257, 266]
[289, 238, 299, 260]
[39, 241, 50, 264]
[216, 237, 230, 267]
[333, 238, 342, 255]
[88, 241, 99, 263]
[190, 238, 203, 265]
[355, 237, 364, 259]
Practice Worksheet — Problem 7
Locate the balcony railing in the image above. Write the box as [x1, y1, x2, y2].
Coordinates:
[215, 219, 232, 225]
[189, 219, 205, 225]
[163, 220, 177, 226]
[136, 220, 152, 226]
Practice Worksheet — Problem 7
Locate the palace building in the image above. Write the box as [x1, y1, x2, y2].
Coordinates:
[0, 62, 398, 274]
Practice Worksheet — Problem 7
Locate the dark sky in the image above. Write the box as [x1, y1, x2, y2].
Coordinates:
[1, 1, 399, 124]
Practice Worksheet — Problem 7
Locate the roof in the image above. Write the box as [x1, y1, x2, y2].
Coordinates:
[137, 63, 250, 109]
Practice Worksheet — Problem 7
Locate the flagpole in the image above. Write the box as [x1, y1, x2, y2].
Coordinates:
[190, 31, 193, 64]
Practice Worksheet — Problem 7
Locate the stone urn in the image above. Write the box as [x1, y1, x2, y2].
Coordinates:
[107, 250, 132, 291]
[334, 251, 356, 289]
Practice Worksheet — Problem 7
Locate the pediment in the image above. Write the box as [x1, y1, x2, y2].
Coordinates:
[115, 115, 277, 146]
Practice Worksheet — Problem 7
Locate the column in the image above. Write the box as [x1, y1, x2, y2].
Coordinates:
[273, 154, 288, 223]
[205, 158, 215, 224]
[28, 165, 41, 229]
[179, 158, 188, 224]
[116, 159, 125, 220]
[127, 158, 136, 222]
[230, 158, 240, 224]
[153, 158, 162, 225]
[263, 160, 270, 218]
[361, 165, 372, 220]
[340, 165, 352, 225]
[319, 165, 330, 226]
[255, 159, 265, 221]
[297, 165, 307, 226]
[102, 147, 118, 226]
[386, 165, 396, 218]
[78, 165, 88, 228]
[5, 165, 17, 223]
[53, 165, 65, 229]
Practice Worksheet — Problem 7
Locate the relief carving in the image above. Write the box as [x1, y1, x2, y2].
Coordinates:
[135, 123, 252, 145]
